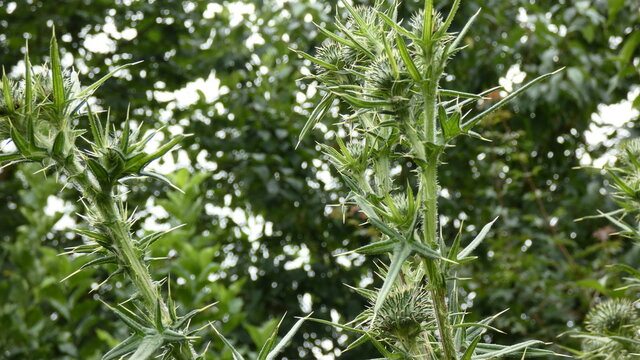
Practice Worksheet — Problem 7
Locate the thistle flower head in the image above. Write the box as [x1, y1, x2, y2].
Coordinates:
[585, 298, 638, 336]
[315, 41, 345, 73]
[345, 5, 381, 33]
[346, 141, 366, 160]
[409, 9, 445, 40]
[372, 285, 432, 341]
[617, 138, 640, 166]
[365, 55, 412, 101]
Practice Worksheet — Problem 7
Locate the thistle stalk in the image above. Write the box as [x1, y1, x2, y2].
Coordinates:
[298, 0, 561, 358]
[420, 152, 457, 360]
[0, 35, 208, 359]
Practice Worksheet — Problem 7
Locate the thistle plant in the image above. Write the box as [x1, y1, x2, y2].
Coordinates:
[568, 139, 640, 359]
[296, 0, 561, 358]
[0, 35, 304, 360]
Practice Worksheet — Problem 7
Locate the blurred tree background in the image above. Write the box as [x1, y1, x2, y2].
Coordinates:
[0, 0, 638, 359]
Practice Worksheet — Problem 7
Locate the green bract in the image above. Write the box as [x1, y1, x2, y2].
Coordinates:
[297, 0, 561, 359]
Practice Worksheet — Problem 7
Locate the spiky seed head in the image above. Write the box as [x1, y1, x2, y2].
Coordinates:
[618, 138, 640, 166]
[365, 56, 411, 101]
[315, 41, 345, 73]
[367, 57, 395, 94]
[585, 298, 638, 336]
[372, 286, 432, 341]
[345, 5, 381, 33]
[409, 9, 445, 40]
[346, 141, 365, 160]
[391, 193, 409, 215]
[344, 141, 369, 174]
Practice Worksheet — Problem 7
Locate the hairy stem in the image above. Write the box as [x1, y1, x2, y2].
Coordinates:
[419, 153, 456, 360]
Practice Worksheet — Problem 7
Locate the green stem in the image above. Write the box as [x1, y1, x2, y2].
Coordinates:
[420, 155, 457, 360]
[424, 81, 438, 144]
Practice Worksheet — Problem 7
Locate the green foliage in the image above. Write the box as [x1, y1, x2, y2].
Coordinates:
[0, 0, 637, 359]
[565, 138, 640, 360]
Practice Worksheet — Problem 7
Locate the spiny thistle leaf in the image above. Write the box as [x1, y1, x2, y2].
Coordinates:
[457, 216, 499, 260]
[50, 30, 66, 113]
[372, 242, 412, 315]
[102, 335, 141, 360]
[461, 68, 564, 131]
[129, 334, 164, 360]
[263, 314, 310, 360]
[210, 323, 246, 360]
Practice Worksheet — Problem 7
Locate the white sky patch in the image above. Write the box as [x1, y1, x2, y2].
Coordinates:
[203, 3, 223, 19]
[499, 64, 526, 93]
[83, 33, 116, 54]
[205, 204, 267, 241]
[245, 32, 265, 50]
[298, 292, 312, 313]
[583, 87, 640, 167]
[44, 195, 77, 231]
[154, 72, 226, 108]
[284, 244, 310, 270]
[141, 198, 171, 231]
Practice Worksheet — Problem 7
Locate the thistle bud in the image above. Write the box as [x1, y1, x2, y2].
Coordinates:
[365, 55, 411, 102]
[585, 298, 638, 336]
[617, 138, 640, 166]
[409, 9, 445, 40]
[372, 286, 432, 342]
